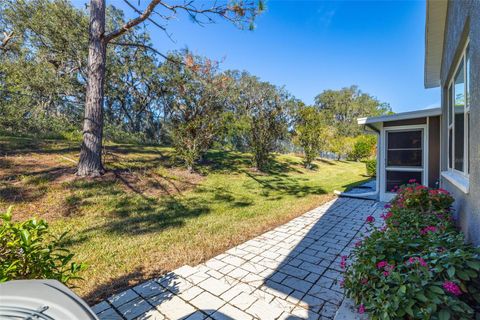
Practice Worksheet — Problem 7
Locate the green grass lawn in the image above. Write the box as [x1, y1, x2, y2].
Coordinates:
[0, 136, 369, 303]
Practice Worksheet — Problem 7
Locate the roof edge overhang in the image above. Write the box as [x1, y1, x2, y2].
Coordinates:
[357, 107, 441, 126]
[424, 0, 448, 89]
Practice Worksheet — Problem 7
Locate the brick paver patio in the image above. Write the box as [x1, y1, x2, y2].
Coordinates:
[92, 197, 383, 320]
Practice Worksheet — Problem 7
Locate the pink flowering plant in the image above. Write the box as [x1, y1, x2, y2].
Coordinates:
[390, 181, 454, 213]
[342, 184, 480, 319]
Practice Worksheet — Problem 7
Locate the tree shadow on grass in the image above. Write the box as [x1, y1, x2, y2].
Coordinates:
[83, 267, 147, 304]
[316, 158, 336, 166]
[0, 137, 79, 155]
[2, 166, 75, 184]
[0, 184, 48, 203]
[244, 171, 327, 199]
[64, 179, 211, 237]
[105, 144, 169, 156]
[197, 150, 304, 176]
[264, 159, 304, 176]
[195, 185, 254, 208]
[83, 266, 180, 310]
[196, 149, 252, 174]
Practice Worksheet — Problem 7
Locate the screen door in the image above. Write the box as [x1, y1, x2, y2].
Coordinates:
[385, 129, 424, 192]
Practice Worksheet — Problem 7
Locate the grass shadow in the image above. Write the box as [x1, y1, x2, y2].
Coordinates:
[244, 171, 327, 198]
[0, 184, 47, 203]
[83, 267, 179, 307]
[196, 150, 252, 174]
[316, 158, 336, 166]
[0, 136, 79, 155]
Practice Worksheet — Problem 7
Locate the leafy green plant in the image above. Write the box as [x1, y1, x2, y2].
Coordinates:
[390, 180, 455, 213]
[294, 105, 330, 169]
[349, 135, 376, 161]
[343, 184, 480, 319]
[365, 159, 376, 177]
[0, 207, 86, 285]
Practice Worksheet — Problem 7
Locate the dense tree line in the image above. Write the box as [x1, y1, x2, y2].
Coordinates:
[0, 0, 391, 173]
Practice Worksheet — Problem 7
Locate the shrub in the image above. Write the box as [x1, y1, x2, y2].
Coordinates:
[349, 135, 376, 161]
[365, 159, 376, 177]
[343, 183, 480, 319]
[0, 207, 86, 285]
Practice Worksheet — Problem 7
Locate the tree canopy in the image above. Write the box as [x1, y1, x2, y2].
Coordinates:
[0, 0, 391, 172]
[314, 85, 392, 137]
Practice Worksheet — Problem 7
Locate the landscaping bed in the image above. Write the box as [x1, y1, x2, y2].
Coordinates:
[343, 181, 480, 319]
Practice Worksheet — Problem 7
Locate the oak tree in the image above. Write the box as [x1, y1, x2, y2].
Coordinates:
[78, 0, 264, 176]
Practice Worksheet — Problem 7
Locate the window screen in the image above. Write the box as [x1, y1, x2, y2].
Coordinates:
[387, 130, 422, 167]
[386, 171, 422, 192]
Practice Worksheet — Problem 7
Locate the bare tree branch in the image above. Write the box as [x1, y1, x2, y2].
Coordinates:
[122, 0, 176, 42]
[104, 0, 161, 42]
[104, 0, 259, 43]
[122, 0, 167, 31]
[0, 31, 14, 51]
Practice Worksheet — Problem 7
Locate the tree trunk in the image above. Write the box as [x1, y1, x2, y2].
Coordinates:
[77, 0, 106, 177]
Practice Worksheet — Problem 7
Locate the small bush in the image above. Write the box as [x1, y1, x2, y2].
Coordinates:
[343, 182, 480, 319]
[365, 159, 376, 177]
[0, 207, 86, 285]
[349, 135, 376, 161]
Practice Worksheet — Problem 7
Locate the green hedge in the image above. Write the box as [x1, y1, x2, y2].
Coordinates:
[342, 182, 480, 319]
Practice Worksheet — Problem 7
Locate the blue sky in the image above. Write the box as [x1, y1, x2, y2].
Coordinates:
[73, 0, 440, 113]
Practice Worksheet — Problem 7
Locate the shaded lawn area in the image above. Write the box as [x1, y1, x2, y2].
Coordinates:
[0, 136, 369, 304]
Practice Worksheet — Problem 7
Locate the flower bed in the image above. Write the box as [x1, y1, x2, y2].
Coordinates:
[342, 181, 480, 319]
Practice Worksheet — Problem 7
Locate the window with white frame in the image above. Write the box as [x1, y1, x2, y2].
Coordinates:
[447, 42, 470, 176]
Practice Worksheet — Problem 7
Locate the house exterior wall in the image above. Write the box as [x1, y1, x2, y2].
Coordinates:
[440, 0, 480, 245]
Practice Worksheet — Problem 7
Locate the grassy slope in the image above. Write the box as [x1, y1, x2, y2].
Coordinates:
[0, 136, 369, 303]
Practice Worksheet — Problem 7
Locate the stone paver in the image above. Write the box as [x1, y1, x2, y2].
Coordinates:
[92, 198, 382, 319]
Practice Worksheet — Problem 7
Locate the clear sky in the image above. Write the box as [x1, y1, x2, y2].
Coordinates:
[73, 0, 441, 113]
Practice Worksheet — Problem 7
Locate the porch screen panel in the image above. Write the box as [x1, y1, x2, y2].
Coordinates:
[385, 129, 424, 193]
[386, 130, 422, 167]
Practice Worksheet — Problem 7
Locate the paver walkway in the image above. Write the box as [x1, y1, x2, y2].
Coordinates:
[92, 197, 383, 320]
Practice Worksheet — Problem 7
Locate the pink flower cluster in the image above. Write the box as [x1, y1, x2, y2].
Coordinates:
[390, 185, 399, 193]
[428, 188, 450, 196]
[376, 260, 395, 276]
[366, 215, 375, 223]
[407, 256, 428, 268]
[420, 226, 437, 235]
[358, 304, 365, 314]
[443, 281, 462, 296]
[340, 255, 348, 269]
[415, 185, 428, 191]
[380, 211, 393, 221]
